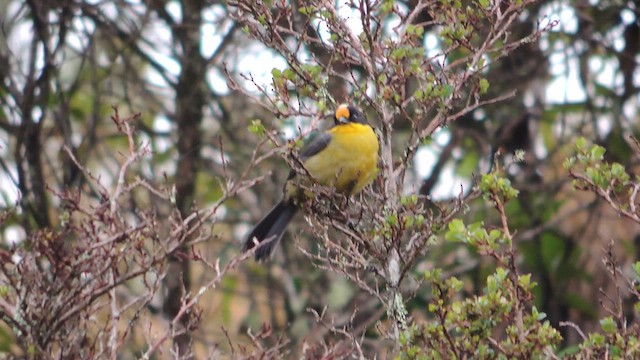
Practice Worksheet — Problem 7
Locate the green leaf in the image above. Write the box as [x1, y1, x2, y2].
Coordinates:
[248, 119, 266, 137]
[518, 274, 531, 289]
[298, 6, 315, 15]
[634, 262, 640, 278]
[600, 316, 616, 334]
[283, 68, 295, 80]
[590, 145, 606, 161]
[449, 219, 465, 233]
[381, 0, 394, 14]
[479, 78, 490, 94]
[611, 162, 625, 178]
[563, 156, 575, 170]
[494, 267, 508, 281]
[391, 47, 407, 60]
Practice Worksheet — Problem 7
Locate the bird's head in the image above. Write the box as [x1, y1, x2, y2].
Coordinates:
[333, 104, 367, 125]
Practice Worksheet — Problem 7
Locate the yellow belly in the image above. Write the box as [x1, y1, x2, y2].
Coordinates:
[302, 123, 379, 195]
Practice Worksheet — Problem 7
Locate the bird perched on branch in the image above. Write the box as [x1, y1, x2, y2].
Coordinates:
[243, 104, 379, 261]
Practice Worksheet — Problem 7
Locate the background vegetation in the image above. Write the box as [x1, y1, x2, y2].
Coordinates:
[1, 0, 639, 358]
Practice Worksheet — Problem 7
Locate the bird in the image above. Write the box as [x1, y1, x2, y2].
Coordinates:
[242, 104, 379, 261]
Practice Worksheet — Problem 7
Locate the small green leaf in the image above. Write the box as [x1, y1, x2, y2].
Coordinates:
[479, 78, 490, 94]
[518, 274, 531, 289]
[283, 68, 295, 80]
[590, 145, 606, 161]
[600, 317, 616, 334]
[634, 262, 640, 278]
[611, 162, 625, 177]
[391, 47, 407, 60]
[449, 219, 465, 233]
[248, 119, 265, 137]
[563, 156, 576, 170]
[381, 0, 394, 14]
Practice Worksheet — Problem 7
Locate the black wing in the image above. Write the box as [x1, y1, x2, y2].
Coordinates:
[299, 133, 332, 160]
[287, 132, 332, 179]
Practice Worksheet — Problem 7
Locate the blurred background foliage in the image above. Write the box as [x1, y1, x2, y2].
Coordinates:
[1, 0, 640, 358]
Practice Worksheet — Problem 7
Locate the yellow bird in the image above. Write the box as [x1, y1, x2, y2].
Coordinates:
[243, 104, 379, 261]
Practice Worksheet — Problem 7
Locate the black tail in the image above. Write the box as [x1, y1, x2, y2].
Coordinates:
[243, 200, 298, 261]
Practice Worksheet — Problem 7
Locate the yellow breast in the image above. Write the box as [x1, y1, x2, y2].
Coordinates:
[303, 123, 379, 194]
